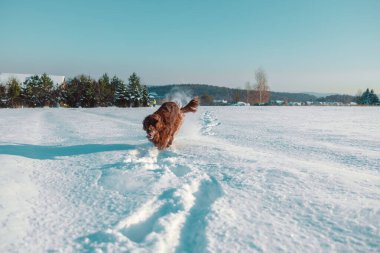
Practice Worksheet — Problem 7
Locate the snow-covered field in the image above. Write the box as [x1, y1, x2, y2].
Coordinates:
[0, 107, 379, 253]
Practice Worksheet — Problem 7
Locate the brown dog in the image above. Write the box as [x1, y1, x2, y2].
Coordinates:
[143, 97, 199, 149]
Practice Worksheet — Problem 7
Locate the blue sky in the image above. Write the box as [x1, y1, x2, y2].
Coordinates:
[0, 0, 379, 93]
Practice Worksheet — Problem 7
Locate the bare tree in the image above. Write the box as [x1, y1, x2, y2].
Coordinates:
[245, 81, 253, 104]
[355, 89, 362, 102]
[253, 68, 270, 104]
[232, 89, 241, 103]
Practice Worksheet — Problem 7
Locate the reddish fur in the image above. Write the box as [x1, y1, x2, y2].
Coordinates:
[143, 97, 199, 149]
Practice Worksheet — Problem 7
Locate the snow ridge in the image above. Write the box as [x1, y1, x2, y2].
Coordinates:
[77, 146, 222, 253]
[201, 111, 220, 136]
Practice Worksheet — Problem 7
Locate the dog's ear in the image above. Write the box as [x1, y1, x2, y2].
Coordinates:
[143, 114, 162, 130]
[143, 115, 154, 129]
[142, 116, 150, 130]
[151, 114, 163, 130]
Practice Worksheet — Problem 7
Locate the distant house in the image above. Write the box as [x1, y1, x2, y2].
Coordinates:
[213, 99, 228, 105]
[232, 101, 250, 106]
[148, 92, 158, 99]
[318, 101, 344, 106]
[274, 100, 285, 105]
[0, 73, 65, 87]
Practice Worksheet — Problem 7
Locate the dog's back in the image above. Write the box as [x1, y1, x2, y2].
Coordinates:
[155, 102, 181, 126]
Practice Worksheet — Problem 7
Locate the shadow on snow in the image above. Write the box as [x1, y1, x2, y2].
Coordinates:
[0, 143, 150, 160]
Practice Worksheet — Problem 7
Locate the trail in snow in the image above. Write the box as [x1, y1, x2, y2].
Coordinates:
[0, 107, 379, 253]
[201, 111, 221, 136]
[76, 118, 223, 252]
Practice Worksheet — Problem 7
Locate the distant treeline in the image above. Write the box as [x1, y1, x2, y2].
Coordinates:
[1, 74, 378, 107]
[315, 91, 378, 104]
[149, 84, 315, 104]
[149, 84, 324, 104]
[149, 84, 379, 105]
[354, 89, 380, 105]
[0, 73, 151, 108]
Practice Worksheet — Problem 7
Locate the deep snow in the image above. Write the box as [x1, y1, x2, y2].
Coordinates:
[0, 107, 379, 253]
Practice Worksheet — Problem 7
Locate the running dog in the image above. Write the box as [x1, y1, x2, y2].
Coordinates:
[143, 97, 199, 149]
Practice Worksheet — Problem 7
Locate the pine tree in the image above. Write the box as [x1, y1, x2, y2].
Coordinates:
[0, 84, 6, 107]
[23, 75, 41, 107]
[22, 74, 53, 107]
[361, 88, 371, 104]
[83, 76, 96, 107]
[113, 76, 129, 107]
[97, 73, 112, 106]
[128, 72, 142, 107]
[370, 89, 379, 104]
[141, 85, 150, 107]
[51, 84, 64, 107]
[358, 88, 379, 105]
[62, 77, 80, 107]
[6, 78, 21, 107]
[63, 75, 95, 107]
[40, 73, 54, 106]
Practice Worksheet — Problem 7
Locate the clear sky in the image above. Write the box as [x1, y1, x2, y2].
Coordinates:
[0, 0, 379, 94]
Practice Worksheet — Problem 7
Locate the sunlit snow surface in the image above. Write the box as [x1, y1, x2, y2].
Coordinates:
[0, 107, 379, 253]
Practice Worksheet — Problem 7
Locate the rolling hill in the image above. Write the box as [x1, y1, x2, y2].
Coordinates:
[148, 84, 318, 103]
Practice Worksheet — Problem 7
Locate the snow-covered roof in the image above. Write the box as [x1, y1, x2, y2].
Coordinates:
[214, 99, 228, 104]
[0, 73, 65, 86]
[233, 101, 250, 106]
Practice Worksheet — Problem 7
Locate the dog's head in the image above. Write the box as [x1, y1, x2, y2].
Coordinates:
[143, 114, 163, 141]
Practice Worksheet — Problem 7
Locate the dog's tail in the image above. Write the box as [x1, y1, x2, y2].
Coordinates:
[180, 97, 199, 113]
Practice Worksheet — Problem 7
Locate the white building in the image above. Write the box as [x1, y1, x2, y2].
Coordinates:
[0, 73, 65, 87]
[233, 101, 250, 106]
